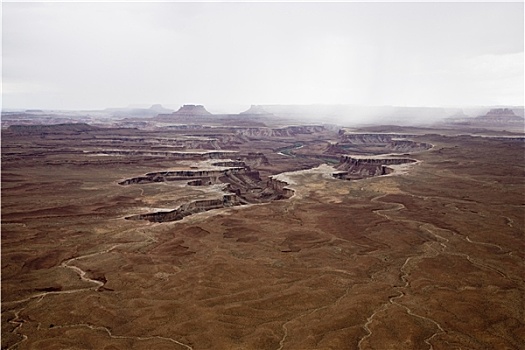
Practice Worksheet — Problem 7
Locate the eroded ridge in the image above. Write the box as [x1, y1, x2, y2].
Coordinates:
[122, 160, 294, 222]
[332, 155, 417, 180]
[127, 194, 241, 222]
[327, 131, 433, 156]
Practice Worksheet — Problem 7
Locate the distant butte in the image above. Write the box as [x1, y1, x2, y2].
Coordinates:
[476, 108, 523, 122]
[155, 104, 271, 127]
[148, 104, 172, 113]
[240, 105, 274, 116]
[442, 107, 524, 129]
[173, 104, 212, 116]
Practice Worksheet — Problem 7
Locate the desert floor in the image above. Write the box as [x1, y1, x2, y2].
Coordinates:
[2, 126, 524, 349]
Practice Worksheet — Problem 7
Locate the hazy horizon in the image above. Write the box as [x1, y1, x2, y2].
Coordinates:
[3, 2, 524, 111]
[3, 102, 524, 116]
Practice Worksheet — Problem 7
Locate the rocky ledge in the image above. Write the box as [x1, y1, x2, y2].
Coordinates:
[121, 161, 294, 222]
[335, 132, 432, 150]
[127, 194, 239, 222]
[333, 156, 416, 180]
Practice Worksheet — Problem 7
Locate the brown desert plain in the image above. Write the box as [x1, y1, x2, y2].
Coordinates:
[1, 118, 524, 349]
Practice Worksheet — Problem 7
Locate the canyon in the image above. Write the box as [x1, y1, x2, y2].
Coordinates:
[2, 113, 524, 349]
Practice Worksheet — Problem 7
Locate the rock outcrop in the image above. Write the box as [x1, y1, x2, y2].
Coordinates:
[266, 178, 295, 198]
[118, 167, 247, 186]
[475, 108, 524, 124]
[334, 156, 416, 180]
[443, 108, 524, 128]
[238, 153, 270, 167]
[388, 140, 432, 152]
[149, 104, 171, 113]
[173, 105, 212, 116]
[338, 132, 395, 144]
[328, 132, 432, 155]
[240, 105, 274, 115]
[127, 195, 240, 222]
[120, 157, 294, 222]
[154, 105, 213, 123]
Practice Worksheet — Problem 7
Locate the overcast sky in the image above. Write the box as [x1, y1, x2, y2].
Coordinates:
[2, 1, 524, 111]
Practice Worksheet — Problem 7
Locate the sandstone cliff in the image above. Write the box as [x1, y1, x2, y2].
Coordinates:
[335, 156, 416, 180]
[127, 195, 239, 222]
[328, 132, 432, 155]
[120, 157, 294, 222]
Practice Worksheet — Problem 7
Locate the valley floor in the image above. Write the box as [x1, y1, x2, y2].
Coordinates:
[2, 125, 524, 349]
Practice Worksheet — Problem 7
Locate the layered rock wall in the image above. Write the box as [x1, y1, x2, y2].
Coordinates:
[128, 195, 239, 223]
[267, 178, 295, 198]
[119, 167, 246, 185]
[121, 159, 294, 222]
[330, 133, 432, 154]
[339, 133, 396, 144]
[388, 140, 432, 152]
[335, 156, 416, 180]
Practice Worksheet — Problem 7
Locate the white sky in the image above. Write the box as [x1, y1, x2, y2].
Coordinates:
[2, 1, 524, 111]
